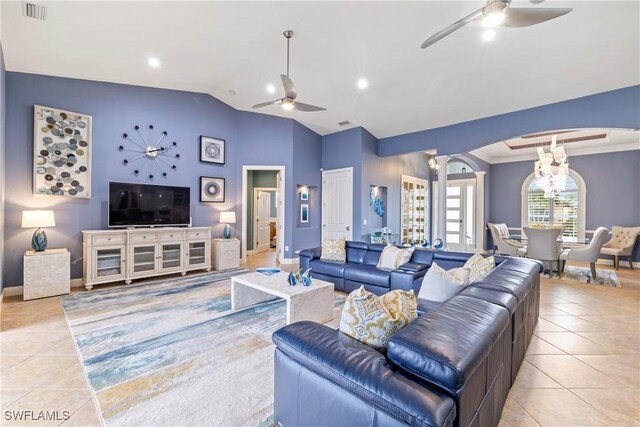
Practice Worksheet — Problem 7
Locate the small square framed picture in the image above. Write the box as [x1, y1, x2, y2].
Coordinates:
[300, 189, 309, 201]
[200, 176, 225, 203]
[300, 204, 309, 223]
[200, 136, 225, 165]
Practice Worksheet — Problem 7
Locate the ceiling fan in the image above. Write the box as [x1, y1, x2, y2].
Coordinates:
[252, 30, 326, 112]
[420, 0, 573, 49]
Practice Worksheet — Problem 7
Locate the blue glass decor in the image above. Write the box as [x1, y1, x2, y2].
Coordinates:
[223, 224, 232, 239]
[421, 239, 430, 248]
[433, 238, 444, 250]
[31, 228, 48, 252]
[256, 267, 281, 276]
[369, 188, 385, 218]
[288, 269, 313, 286]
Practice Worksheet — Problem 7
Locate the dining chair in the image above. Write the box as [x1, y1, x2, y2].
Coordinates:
[488, 223, 525, 256]
[600, 226, 640, 269]
[559, 227, 609, 280]
[523, 227, 562, 275]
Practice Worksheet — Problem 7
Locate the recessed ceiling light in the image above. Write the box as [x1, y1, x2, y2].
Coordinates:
[357, 78, 368, 90]
[147, 57, 161, 68]
[266, 84, 276, 94]
[483, 29, 496, 41]
[228, 90, 237, 95]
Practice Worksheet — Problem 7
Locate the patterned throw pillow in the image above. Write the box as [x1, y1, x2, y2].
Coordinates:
[464, 253, 495, 283]
[321, 238, 346, 262]
[340, 286, 417, 349]
[377, 245, 415, 270]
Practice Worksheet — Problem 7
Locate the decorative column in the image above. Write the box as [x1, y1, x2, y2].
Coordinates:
[474, 171, 486, 251]
[436, 155, 449, 246]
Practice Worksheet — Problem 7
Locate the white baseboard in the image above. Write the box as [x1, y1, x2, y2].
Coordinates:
[2, 279, 85, 298]
[279, 257, 299, 265]
[597, 258, 640, 268]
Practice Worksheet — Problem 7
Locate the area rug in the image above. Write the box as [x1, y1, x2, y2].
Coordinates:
[543, 266, 621, 287]
[60, 269, 346, 426]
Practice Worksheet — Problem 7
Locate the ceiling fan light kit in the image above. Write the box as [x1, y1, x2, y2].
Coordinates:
[420, 0, 573, 49]
[252, 30, 326, 113]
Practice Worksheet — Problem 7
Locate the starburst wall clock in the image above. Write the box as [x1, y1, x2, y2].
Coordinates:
[119, 124, 180, 179]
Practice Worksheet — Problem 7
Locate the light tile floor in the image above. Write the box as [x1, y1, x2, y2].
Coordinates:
[1, 260, 638, 427]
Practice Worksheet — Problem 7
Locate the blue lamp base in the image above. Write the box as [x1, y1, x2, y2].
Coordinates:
[223, 224, 232, 239]
[31, 228, 48, 251]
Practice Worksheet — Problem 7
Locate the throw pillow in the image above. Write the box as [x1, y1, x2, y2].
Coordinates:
[417, 262, 470, 302]
[377, 245, 415, 270]
[340, 286, 417, 350]
[463, 253, 495, 283]
[321, 238, 346, 262]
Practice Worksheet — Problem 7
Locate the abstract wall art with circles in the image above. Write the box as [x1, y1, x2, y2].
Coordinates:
[33, 105, 92, 198]
[200, 176, 225, 203]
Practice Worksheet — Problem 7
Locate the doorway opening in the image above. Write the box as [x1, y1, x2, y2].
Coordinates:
[242, 166, 285, 266]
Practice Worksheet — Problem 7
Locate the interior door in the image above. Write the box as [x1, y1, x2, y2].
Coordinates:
[254, 190, 272, 253]
[322, 167, 353, 241]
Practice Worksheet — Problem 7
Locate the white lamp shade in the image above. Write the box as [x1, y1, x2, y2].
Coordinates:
[219, 211, 236, 224]
[22, 210, 56, 228]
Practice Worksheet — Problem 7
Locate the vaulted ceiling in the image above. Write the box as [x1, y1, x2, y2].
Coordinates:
[2, 1, 638, 138]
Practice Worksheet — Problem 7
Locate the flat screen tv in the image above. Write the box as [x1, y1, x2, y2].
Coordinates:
[108, 182, 190, 227]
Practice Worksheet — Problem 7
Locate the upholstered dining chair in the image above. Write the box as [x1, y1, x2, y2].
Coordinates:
[559, 227, 609, 280]
[523, 227, 562, 275]
[488, 223, 525, 257]
[600, 226, 640, 269]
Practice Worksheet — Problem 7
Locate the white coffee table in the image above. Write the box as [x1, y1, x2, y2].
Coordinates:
[231, 271, 335, 324]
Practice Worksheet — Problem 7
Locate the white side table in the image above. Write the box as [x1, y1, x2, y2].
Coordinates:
[23, 248, 71, 300]
[212, 238, 240, 270]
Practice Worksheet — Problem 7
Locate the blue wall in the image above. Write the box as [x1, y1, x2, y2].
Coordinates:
[0, 43, 6, 292]
[489, 150, 640, 261]
[378, 86, 640, 157]
[3, 72, 323, 286]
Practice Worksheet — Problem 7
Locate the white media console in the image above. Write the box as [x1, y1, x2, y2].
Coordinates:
[82, 227, 212, 290]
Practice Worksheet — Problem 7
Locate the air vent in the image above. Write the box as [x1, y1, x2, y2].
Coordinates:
[338, 120, 351, 126]
[23, 1, 47, 20]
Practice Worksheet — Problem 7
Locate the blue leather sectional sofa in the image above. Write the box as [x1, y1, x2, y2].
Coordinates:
[274, 241, 542, 427]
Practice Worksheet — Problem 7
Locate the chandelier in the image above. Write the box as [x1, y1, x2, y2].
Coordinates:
[534, 134, 569, 198]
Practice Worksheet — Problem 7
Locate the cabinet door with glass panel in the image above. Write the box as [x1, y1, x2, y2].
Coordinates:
[159, 242, 184, 272]
[128, 243, 158, 277]
[185, 240, 210, 270]
[90, 246, 126, 283]
[401, 175, 429, 245]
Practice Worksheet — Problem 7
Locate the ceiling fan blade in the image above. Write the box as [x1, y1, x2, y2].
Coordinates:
[281, 74, 298, 99]
[421, 7, 483, 49]
[293, 101, 326, 112]
[502, 7, 572, 28]
[252, 99, 282, 109]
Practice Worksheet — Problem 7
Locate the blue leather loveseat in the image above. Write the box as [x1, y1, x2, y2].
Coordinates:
[275, 244, 542, 427]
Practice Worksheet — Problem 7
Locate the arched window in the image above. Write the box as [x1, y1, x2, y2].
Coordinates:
[521, 170, 586, 239]
[447, 159, 474, 174]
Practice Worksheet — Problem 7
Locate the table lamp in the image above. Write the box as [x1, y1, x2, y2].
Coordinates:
[22, 210, 56, 251]
[219, 211, 236, 239]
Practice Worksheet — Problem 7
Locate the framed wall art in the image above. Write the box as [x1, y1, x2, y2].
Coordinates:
[300, 203, 309, 223]
[33, 105, 92, 197]
[200, 136, 225, 165]
[200, 176, 225, 202]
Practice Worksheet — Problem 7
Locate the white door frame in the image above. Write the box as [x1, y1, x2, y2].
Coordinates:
[321, 167, 354, 242]
[252, 187, 278, 254]
[242, 166, 285, 264]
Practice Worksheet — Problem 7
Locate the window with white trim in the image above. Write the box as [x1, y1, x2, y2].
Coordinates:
[522, 170, 585, 239]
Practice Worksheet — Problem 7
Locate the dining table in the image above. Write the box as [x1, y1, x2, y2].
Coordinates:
[508, 234, 591, 248]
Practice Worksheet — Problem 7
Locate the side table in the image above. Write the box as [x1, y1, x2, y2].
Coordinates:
[212, 238, 240, 270]
[23, 248, 71, 300]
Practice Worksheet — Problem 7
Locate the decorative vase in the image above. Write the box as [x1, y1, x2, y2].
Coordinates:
[223, 224, 231, 239]
[31, 228, 48, 251]
[433, 238, 444, 250]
